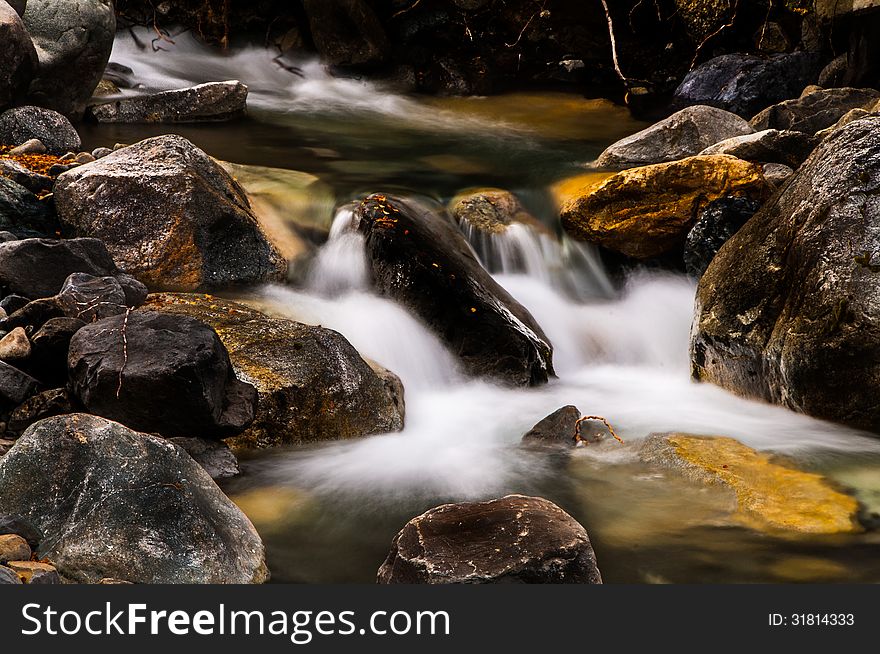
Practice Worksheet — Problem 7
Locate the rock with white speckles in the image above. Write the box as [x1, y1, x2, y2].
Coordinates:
[692, 116, 880, 432]
[0, 413, 269, 583]
[377, 495, 602, 584]
[142, 293, 405, 448]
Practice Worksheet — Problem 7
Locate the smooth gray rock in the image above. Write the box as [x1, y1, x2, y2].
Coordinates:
[698, 129, 819, 168]
[692, 116, 880, 431]
[522, 405, 580, 448]
[0, 106, 81, 154]
[0, 414, 269, 583]
[87, 81, 248, 123]
[68, 311, 258, 439]
[54, 135, 287, 291]
[378, 495, 602, 584]
[22, 0, 116, 117]
[597, 105, 754, 168]
[0, 1, 36, 110]
[750, 87, 880, 135]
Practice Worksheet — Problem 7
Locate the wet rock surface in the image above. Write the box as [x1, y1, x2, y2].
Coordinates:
[378, 495, 602, 584]
[356, 194, 554, 387]
[87, 81, 248, 123]
[750, 87, 880, 134]
[684, 196, 761, 278]
[0, 106, 81, 154]
[699, 129, 820, 168]
[0, 414, 268, 583]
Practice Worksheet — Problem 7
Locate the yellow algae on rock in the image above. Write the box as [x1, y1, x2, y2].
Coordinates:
[550, 171, 613, 209]
[642, 433, 861, 535]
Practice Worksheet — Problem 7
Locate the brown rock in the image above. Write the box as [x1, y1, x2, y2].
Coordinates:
[561, 155, 770, 259]
[0, 327, 30, 363]
[5, 560, 60, 584]
[521, 405, 580, 448]
[0, 533, 31, 563]
[377, 495, 602, 584]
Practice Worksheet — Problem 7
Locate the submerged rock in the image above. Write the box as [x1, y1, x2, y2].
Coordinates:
[750, 87, 880, 135]
[356, 194, 554, 387]
[0, 1, 36, 110]
[672, 52, 821, 118]
[684, 196, 761, 278]
[87, 81, 248, 123]
[0, 106, 81, 154]
[22, 0, 115, 117]
[378, 495, 602, 584]
[596, 105, 753, 169]
[68, 311, 257, 439]
[641, 434, 861, 534]
[692, 116, 880, 431]
[521, 405, 580, 448]
[561, 155, 770, 259]
[449, 188, 545, 235]
[144, 293, 404, 448]
[0, 414, 268, 583]
[54, 135, 287, 291]
[698, 129, 819, 168]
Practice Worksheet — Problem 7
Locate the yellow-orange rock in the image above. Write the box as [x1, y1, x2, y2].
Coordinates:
[561, 155, 770, 259]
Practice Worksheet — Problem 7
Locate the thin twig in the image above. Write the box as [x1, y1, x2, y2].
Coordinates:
[690, 0, 740, 69]
[116, 308, 131, 399]
[599, 0, 629, 84]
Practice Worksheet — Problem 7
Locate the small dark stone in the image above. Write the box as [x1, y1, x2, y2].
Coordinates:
[0, 295, 30, 315]
[0, 177, 58, 239]
[168, 436, 240, 479]
[684, 197, 762, 278]
[0, 514, 42, 549]
[0, 360, 39, 405]
[0, 565, 22, 584]
[30, 317, 86, 384]
[68, 312, 257, 439]
[7, 388, 72, 436]
[56, 272, 127, 322]
[522, 405, 580, 447]
[0, 159, 53, 194]
[116, 273, 148, 308]
[2, 297, 64, 333]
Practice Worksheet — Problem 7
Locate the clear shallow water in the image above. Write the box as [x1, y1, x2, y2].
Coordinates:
[89, 29, 880, 583]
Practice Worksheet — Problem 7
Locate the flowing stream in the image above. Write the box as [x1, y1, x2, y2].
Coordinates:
[85, 29, 880, 583]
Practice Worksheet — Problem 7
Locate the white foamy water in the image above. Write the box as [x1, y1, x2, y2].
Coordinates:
[252, 218, 880, 499]
[108, 28, 528, 135]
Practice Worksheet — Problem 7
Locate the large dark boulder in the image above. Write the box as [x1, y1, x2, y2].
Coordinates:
[301, 0, 390, 68]
[673, 52, 822, 118]
[68, 311, 257, 439]
[355, 194, 554, 386]
[691, 116, 880, 431]
[0, 1, 36, 111]
[54, 135, 287, 291]
[144, 293, 405, 449]
[750, 87, 880, 135]
[684, 196, 761, 278]
[0, 238, 118, 299]
[377, 495, 602, 584]
[0, 414, 268, 583]
[22, 0, 115, 117]
[0, 177, 57, 238]
[596, 105, 754, 168]
[0, 106, 81, 154]
[87, 81, 248, 123]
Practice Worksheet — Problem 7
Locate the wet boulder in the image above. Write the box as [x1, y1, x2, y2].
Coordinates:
[0, 2, 36, 111]
[672, 52, 821, 118]
[0, 238, 118, 299]
[56, 272, 129, 322]
[698, 129, 820, 169]
[87, 81, 248, 123]
[561, 155, 770, 260]
[0, 106, 80, 155]
[750, 87, 880, 135]
[691, 116, 880, 431]
[301, 0, 390, 68]
[167, 437, 240, 480]
[377, 495, 602, 584]
[0, 414, 269, 583]
[355, 194, 554, 387]
[54, 135, 287, 291]
[596, 105, 754, 169]
[449, 188, 544, 235]
[0, 360, 38, 405]
[68, 311, 257, 439]
[0, 177, 58, 238]
[143, 293, 405, 449]
[22, 0, 115, 117]
[684, 196, 761, 278]
[6, 387, 71, 436]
